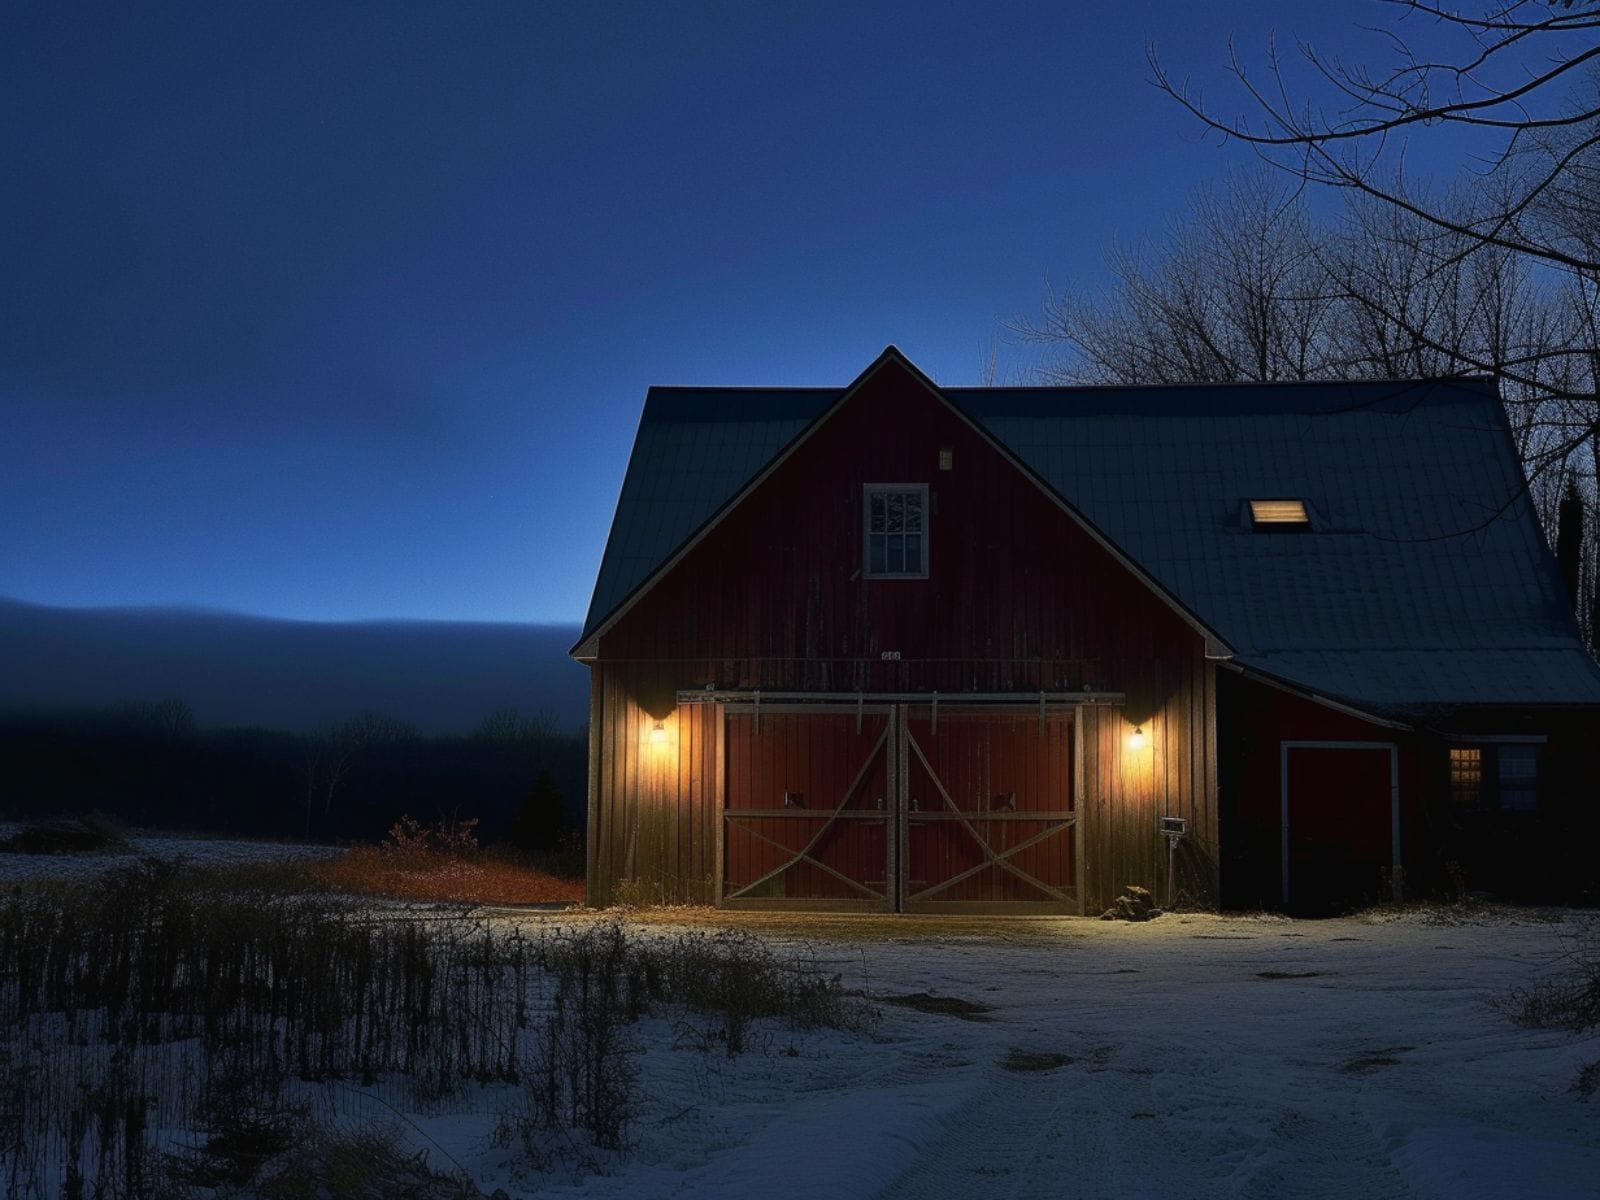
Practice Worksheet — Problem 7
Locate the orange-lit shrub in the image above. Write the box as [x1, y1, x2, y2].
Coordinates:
[310, 843, 582, 906]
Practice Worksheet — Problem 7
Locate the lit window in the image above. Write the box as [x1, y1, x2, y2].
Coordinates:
[1249, 499, 1310, 528]
[1449, 747, 1482, 806]
[1497, 744, 1539, 813]
[864, 484, 928, 578]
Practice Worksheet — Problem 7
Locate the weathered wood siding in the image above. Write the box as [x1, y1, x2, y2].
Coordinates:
[1078, 662, 1220, 911]
[586, 357, 1220, 910]
[588, 661, 724, 905]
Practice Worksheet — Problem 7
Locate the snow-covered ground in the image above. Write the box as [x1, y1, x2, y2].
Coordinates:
[3, 840, 1593, 1198]
[433, 908, 1599, 1200]
[0, 824, 340, 882]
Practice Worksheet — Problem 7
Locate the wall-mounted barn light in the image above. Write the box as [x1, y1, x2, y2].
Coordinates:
[1128, 725, 1146, 751]
[648, 720, 669, 747]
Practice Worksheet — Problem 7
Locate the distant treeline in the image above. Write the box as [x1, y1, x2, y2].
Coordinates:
[0, 698, 585, 847]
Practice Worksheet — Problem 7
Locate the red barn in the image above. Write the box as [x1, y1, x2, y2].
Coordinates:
[573, 347, 1600, 913]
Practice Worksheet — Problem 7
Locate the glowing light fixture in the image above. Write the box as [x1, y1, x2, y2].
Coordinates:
[648, 720, 669, 747]
[1128, 725, 1146, 751]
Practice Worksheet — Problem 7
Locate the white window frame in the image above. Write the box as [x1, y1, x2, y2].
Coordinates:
[863, 483, 929, 579]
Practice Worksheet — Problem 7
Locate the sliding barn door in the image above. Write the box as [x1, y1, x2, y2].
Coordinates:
[721, 702, 1078, 913]
[901, 707, 1077, 914]
[721, 707, 893, 909]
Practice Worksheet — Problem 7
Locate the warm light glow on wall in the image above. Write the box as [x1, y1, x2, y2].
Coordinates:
[648, 719, 669, 747]
[1128, 725, 1146, 751]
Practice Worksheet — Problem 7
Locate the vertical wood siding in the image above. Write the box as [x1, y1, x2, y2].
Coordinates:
[585, 359, 1220, 909]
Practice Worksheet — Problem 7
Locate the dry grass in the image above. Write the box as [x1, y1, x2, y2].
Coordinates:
[256, 1126, 477, 1200]
[307, 845, 584, 905]
[0, 863, 874, 1196]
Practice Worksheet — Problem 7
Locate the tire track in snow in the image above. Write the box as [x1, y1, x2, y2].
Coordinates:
[874, 1039, 1424, 1200]
[873, 1049, 1178, 1200]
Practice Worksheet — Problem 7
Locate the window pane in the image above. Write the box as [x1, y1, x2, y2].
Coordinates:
[1448, 747, 1482, 806]
[865, 487, 928, 576]
[1498, 745, 1539, 812]
[1498, 744, 1538, 782]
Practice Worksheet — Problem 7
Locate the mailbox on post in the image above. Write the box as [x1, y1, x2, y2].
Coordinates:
[1159, 816, 1187, 906]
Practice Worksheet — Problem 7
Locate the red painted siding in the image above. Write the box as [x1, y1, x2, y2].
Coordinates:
[1218, 670, 1424, 910]
[588, 357, 1219, 910]
[598, 360, 1199, 690]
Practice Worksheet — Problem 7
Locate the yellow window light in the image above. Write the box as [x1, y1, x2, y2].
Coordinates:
[1249, 499, 1309, 527]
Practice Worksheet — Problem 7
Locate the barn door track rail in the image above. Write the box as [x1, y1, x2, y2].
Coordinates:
[680, 689, 1125, 704]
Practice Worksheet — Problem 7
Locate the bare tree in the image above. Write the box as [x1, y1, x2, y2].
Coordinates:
[1017, 170, 1549, 387]
[1149, 2, 1600, 273]
[1017, 171, 1338, 384]
[299, 710, 419, 836]
[1017, 166, 1600, 643]
[474, 705, 558, 744]
[1142, 4, 1600, 646]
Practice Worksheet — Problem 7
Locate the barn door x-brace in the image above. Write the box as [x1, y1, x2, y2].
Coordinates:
[721, 702, 1078, 913]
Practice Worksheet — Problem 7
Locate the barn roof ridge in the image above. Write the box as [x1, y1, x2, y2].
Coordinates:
[576, 352, 1600, 709]
[635, 373, 1494, 396]
[575, 347, 1233, 663]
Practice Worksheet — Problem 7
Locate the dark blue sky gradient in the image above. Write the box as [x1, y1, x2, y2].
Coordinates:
[2, 2, 1476, 622]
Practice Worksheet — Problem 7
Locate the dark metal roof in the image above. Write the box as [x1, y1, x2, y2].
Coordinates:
[581, 387, 836, 651]
[578, 371, 1600, 709]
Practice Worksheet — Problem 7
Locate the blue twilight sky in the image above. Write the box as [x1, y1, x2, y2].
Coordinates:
[1, 2, 1483, 624]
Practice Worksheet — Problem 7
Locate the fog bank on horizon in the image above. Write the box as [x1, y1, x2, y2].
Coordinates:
[0, 598, 588, 735]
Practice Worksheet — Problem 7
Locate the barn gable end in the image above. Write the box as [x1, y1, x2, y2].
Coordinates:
[584, 349, 1220, 911]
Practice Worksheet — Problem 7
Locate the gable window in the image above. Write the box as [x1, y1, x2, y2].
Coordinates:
[1248, 499, 1310, 529]
[864, 484, 928, 578]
